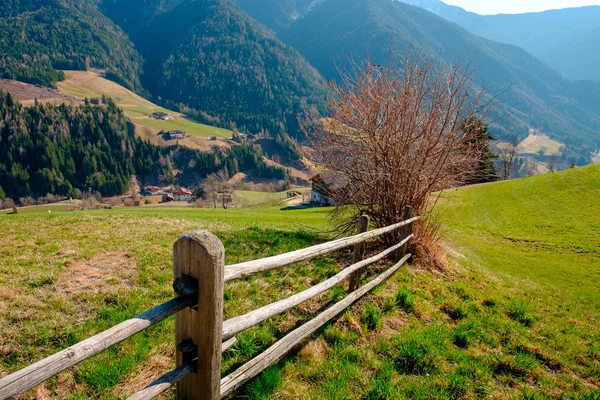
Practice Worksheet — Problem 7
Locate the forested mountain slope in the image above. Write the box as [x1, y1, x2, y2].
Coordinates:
[102, 0, 327, 139]
[241, 0, 600, 161]
[401, 0, 600, 82]
[0, 0, 144, 90]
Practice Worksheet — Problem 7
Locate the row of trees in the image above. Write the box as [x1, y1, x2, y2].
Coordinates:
[0, 92, 160, 199]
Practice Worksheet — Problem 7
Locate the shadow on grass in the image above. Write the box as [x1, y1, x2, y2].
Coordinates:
[280, 204, 316, 211]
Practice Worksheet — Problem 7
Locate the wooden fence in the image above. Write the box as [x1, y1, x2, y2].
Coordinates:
[0, 207, 418, 400]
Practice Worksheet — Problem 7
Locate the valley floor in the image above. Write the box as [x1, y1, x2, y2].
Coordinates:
[0, 166, 598, 399]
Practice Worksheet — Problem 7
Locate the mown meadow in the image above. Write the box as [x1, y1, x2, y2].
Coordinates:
[1, 166, 599, 399]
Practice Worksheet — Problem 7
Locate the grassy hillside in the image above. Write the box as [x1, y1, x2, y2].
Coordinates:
[437, 165, 600, 307]
[1, 167, 598, 398]
[58, 71, 232, 148]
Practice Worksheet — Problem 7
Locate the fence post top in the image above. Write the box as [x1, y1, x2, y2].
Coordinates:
[175, 231, 224, 254]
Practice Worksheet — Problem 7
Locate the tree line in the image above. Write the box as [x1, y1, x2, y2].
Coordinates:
[0, 92, 159, 199]
[0, 91, 288, 203]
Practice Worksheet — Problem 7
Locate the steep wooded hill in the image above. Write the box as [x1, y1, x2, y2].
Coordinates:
[0, 0, 144, 90]
[102, 0, 327, 139]
[239, 0, 600, 161]
[401, 0, 600, 82]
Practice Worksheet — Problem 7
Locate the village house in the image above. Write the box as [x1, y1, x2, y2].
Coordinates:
[173, 187, 193, 202]
[89, 98, 102, 105]
[163, 130, 187, 140]
[151, 112, 173, 121]
[309, 172, 347, 206]
[142, 186, 160, 196]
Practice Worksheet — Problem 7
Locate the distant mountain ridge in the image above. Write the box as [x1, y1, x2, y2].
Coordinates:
[399, 0, 600, 82]
[237, 0, 600, 162]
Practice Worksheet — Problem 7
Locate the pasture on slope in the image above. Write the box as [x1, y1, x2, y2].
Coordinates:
[0, 167, 599, 399]
[57, 71, 232, 150]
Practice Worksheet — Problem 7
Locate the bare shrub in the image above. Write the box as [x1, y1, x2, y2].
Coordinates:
[37, 193, 64, 205]
[123, 198, 135, 207]
[19, 197, 36, 206]
[203, 170, 235, 209]
[108, 197, 122, 206]
[1, 198, 15, 209]
[301, 54, 490, 265]
[499, 135, 520, 180]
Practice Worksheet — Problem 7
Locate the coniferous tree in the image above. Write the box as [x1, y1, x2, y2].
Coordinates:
[462, 117, 498, 184]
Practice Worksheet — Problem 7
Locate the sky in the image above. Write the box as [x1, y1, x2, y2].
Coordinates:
[443, 0, 600, 15]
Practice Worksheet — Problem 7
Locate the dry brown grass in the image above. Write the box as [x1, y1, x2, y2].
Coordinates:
[298, 338, 330, 366]
[57, 251, 137, 295]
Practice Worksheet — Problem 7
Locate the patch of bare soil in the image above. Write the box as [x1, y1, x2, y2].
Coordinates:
[0, 79, 81, 105]
[57, 251, 137, 295]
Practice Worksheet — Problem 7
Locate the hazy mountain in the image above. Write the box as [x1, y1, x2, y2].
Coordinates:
[0, 0, 144, 90]
[102, 0, 327, 139]
[236, 0, 600, 161]
[400, 0, 600, 82]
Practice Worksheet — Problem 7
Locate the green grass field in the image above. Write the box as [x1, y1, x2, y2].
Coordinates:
[1, 166, 599, 399]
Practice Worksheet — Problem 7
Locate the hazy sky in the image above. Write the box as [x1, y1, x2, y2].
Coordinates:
[443, 0, 600, 15]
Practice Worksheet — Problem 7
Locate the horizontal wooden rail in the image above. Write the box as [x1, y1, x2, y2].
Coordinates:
[222, 235, 414, 340]
[128, 337, 238, 400]
[220, 253, 412, 397]
[128, 363, 195, 400]
[221, 337, 237, 353]
[224, 217, 420, 282]
[0, 295, 196, 400]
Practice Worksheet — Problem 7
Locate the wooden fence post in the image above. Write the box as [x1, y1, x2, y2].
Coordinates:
[173, 231, 225, 400]
[396, 206, 414, 261]
[348, 215, 369, 292]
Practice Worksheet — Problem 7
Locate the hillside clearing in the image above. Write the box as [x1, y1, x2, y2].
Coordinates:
[1, 167, 599, 399]
[517, 133, 564, 155]
[57, 71, 232, 144]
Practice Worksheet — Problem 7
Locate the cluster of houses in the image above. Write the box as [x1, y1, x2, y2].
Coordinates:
[141, 186, 194, 202]
[137, 173, 339, 207]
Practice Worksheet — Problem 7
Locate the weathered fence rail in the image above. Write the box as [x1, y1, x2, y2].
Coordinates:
[0, 206, 419, 400]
